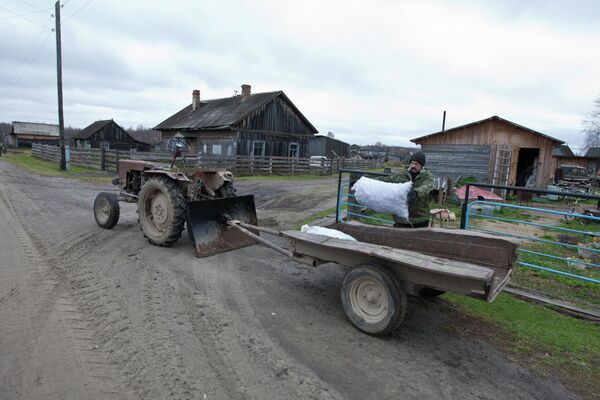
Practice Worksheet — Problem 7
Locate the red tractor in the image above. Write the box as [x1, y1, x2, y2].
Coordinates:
[93, 139, 257, 254]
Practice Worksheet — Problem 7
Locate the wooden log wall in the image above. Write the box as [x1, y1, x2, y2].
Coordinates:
[414, 119, 559, 188]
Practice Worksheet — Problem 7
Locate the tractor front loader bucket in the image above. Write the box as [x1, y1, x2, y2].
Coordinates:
[187, 195, 259, 258]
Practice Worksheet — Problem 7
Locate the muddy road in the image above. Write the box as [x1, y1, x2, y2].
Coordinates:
[0, 161, 579, 400]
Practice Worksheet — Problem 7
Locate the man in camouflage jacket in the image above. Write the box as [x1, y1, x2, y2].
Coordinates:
[381, 151, 433, 228]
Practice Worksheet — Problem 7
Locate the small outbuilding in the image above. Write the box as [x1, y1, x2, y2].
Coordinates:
[309, 135, 350, 158]
[73, 120, 158, 151]
[9, 121, 59, 147]
[154, 85, 318, 158]
[411, 116, 564, 188]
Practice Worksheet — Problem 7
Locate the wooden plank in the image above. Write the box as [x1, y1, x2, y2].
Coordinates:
[330, 221, 519, 269]
[282, 230, 495, 281]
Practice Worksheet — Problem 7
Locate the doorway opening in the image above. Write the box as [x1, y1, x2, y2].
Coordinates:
[515, 148, 539, 187]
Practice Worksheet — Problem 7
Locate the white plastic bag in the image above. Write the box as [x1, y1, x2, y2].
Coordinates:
[351, 177, 412, 221]
[300, 225, 357, 241]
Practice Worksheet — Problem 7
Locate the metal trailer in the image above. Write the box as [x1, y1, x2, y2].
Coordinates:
[225, 219, 518, 336]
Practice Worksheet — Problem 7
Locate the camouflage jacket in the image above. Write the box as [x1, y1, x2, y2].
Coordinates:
[381, 168, 434, 224]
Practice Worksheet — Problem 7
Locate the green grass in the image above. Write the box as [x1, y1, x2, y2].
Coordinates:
[515, 238, 600, 307]
[2, 151, 113, 183]
[444, 293, 600, 398]
[293, 205, 349, 230]
[493, 205, 538, 221]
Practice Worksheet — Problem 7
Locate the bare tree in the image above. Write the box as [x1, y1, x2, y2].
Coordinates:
[583, 95, 600, 149]
[327, 131, 335, 139]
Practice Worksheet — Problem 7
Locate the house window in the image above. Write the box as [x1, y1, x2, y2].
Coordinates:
[212, 144, 222, 155]
[288, 143, 299, 159]
[252, 141, 265, 157]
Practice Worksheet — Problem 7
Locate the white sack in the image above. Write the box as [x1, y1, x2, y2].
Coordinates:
[351, 177, 413, 221]
[300, 225, 357, 241]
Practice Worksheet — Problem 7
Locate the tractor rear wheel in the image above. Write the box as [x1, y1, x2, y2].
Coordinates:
[94, 192, 120, 229]
[138, 176, 186, 246]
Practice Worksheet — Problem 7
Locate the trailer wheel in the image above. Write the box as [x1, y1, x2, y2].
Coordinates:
[93, 192, 120, 229]
[341, 264, 407, 336]
[138, 176, 186, 247]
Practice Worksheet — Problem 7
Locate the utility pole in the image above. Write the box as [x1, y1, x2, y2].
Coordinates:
[55, 0, 66, 170]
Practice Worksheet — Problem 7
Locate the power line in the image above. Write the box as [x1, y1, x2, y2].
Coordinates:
[2, 14, 53, 96]
[0, 30, 45, 40]
[0, 7, 50, 22]
[63, 0, 93, 22]
[0, 4, 50, 28]
[16, 0, 48, 12]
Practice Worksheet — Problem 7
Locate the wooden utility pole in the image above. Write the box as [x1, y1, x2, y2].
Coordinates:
[55, 0, 66, 170]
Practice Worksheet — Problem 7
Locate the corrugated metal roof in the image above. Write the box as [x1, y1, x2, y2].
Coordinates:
[154, 91, 317, 133]
[411, 116, 564, 145]
[73, 120, 112, 139]
[12, 121, 59, 136]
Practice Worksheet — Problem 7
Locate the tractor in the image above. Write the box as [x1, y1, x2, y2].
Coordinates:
[93, 138, 258, 255]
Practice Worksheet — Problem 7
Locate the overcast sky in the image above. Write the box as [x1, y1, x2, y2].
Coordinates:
[1, 0, 599, 150]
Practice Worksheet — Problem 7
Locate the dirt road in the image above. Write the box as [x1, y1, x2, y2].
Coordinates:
[0, 161, 579, 400]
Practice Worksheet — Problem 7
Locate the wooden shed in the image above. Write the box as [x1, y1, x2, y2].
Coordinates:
[411, 116, 564, 189]
[552, 146, 600, 177]
[154, 85, 318, 158]
[73, 120, 158, 151]
[9, 121, 59, 147]
[309, 135, 350, 157]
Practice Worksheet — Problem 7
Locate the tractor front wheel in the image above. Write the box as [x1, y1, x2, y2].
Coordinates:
[93, 192, 120, 229]
[138, 176, 186, 246]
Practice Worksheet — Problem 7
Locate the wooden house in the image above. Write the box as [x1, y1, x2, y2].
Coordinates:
[73, 120, 159, 151]
[154, 85, 318, 158]
[411, 116, 564, 188]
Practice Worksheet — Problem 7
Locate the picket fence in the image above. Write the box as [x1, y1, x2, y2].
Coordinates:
[31, 143, 383, 176]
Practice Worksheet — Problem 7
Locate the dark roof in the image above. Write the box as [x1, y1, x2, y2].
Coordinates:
[73, 120, 113, 139]
[411, 115, 564, 145]
[154, 91, 318, 133]
[585, 147, 600, 158]
[128, 130, 162, 145]
[552, 145, 575, 157]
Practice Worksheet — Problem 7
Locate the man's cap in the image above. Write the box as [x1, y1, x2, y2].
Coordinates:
[410, 151, 426, 166]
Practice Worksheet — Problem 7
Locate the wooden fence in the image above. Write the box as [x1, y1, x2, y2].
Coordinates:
[32, 143, 383, 175]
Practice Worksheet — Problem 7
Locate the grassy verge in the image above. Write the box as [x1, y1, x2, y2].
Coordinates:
[2, 151, 113, 184]
[444, 292, 600, 398]
[293, 205, 343, 230]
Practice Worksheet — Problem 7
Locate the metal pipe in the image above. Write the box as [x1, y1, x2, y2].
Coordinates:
[461, 182, 600, 201]
[335, 169, 343, 222]
[236, 221, 281, 236]
[227, 222, 294, 258]
[442, 110, 446, 132]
